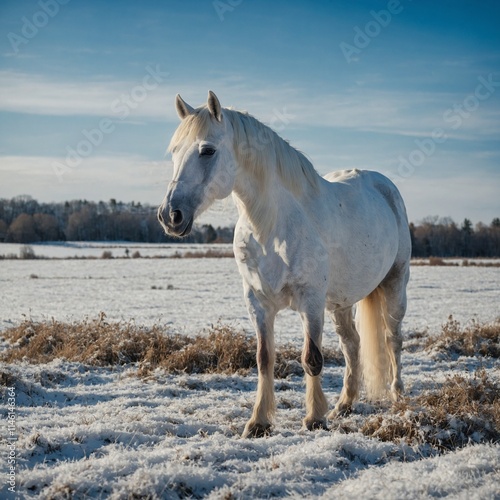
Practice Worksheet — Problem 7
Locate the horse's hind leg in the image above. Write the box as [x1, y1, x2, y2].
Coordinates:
[328, 306, 360, 418]
[242, 289, 277, 438]
[381, 264, 410, 401]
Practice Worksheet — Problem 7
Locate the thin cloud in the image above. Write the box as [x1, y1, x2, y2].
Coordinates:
[1, 71, 498, 143]
[400, 174, 500, 225]
[0, 155, 170, 202]
[0, 70, 168, 119]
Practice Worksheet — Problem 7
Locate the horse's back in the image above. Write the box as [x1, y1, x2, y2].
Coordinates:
[323, 169, 409, 230]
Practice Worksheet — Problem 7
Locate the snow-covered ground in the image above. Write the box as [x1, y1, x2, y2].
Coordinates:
[1, 250, 499, 498]
[1, 252, 499, 337]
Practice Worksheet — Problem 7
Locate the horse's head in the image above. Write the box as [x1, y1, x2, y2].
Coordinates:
[158, 91, 237, 237]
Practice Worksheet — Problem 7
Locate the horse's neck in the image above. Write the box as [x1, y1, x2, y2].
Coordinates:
[232, 168, 284, 244]
[230, 115, 321, 243]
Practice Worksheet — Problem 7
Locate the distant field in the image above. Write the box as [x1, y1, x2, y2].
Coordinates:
[1, 249, 499, 336]
[1, 242, 499, 265]
[0, 242, 234, 259]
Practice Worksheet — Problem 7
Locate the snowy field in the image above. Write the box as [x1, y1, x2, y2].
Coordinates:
[1, 245, 499, 336]
[1, 246, 499, 498]
[0, 242, 232, 260]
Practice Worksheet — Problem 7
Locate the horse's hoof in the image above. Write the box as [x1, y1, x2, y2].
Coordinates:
[328, 404, 352, 419]
[304, 418, 329, 431]
[242, 423, 271, 438]
[391, 382, 404, 402]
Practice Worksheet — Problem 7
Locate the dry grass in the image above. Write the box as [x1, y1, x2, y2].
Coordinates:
[334, 319, 500, 451]
[461, 259, 500, 267]
[274, 343, 344, 378]
[143, 323, 258, 376]
[169, 249, 234, 259]
[0, 315, 342, 378]
[0, 248, 235, 260]
[1, 313, 185, 368]
[411, 258, 500, 267]
[357, 369, 499, 451]
[411, 257, 456, 266]
[425, 316, 500, 358]
[429, 256, 454, 266]
[3, 316, 498, 453]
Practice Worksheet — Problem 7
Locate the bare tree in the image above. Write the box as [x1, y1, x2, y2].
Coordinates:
[6, 214, 38, 243]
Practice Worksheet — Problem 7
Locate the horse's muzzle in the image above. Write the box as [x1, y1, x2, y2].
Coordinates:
[157, 205, 194, 237]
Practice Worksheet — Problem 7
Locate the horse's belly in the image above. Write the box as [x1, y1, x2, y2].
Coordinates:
[325, 236, 398, 308]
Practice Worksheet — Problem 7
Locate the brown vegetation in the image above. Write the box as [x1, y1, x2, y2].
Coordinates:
[169, 249, 235, 259]
[425, 316, 500, 358]
[2, 315, 498, 453]
[428, 256, 453, 266]
[461, 259, 500, 267]
[356, 369, 499, 451]
[332, 318, 500, 450]
[411, 257, 500, 267]
[0, 316, 342, 378]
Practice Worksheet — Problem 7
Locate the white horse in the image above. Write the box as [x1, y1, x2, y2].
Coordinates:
[158, 91, 411, 438]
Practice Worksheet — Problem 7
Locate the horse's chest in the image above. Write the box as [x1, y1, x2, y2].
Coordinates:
[236, 248, 288, 292]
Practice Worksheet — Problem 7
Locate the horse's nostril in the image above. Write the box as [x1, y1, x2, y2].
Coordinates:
[171, 210, 183, 225]
[157, 210, 164, 223]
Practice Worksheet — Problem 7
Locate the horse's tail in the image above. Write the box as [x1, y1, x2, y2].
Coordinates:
[356, 287, 392, 401]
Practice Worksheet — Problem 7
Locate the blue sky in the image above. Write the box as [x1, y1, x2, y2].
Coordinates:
[0, 0, 499, 226]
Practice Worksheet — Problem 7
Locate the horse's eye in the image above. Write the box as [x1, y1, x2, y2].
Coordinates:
[200, 147, 216, 157]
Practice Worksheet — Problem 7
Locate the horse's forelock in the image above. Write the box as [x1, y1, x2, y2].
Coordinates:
[168, 106, 214, 153]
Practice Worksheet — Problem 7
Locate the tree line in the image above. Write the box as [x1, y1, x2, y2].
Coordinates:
[0, 196, 499, 257]
[0, 196, 233, 245]
[410, 216, 500, 258]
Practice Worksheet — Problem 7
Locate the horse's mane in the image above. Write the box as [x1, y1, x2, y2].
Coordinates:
[168, 106, 319, 196]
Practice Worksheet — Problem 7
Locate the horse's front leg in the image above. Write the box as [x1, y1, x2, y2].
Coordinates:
[300, 306, 328, 431]
[242, 289, 277, 438]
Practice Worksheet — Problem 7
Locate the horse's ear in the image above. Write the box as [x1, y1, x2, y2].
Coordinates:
[207, 90, 222, 122]
[175, 94, 194, 120]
